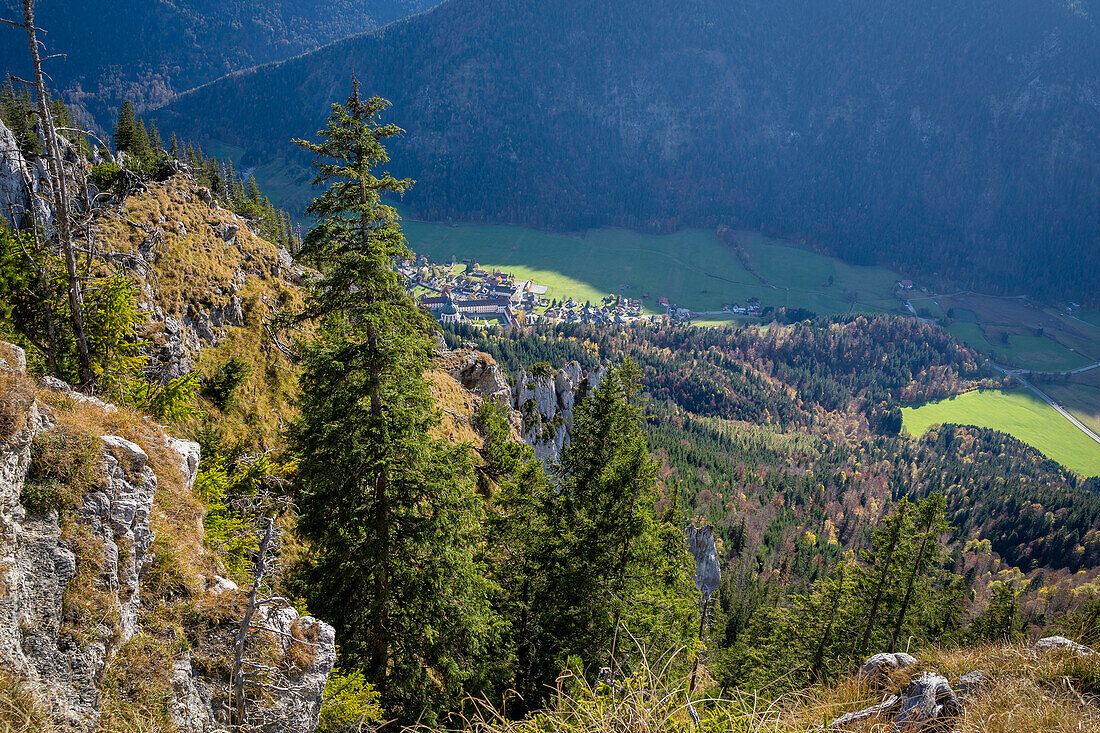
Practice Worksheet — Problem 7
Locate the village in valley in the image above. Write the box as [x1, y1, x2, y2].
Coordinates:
[397, 253, 767, 328]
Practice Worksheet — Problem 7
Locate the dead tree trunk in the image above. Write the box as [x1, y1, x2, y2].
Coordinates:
[21, 0, 93, 388]
[231, 517, 275, 731]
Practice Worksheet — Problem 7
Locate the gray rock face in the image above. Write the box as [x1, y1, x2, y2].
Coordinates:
[151, 296, 245, 384]
[0, 346, 335, 732]
[169, 584, 337, 733]
[0, 406, 178, 728]
[685, 524, 721, 597]
[0, 118, 52, 231]
[38, 374, 118, 413]
[260, 608, 338, 733]
[449, 351, 513, 405]
[513, 362, 605, 463]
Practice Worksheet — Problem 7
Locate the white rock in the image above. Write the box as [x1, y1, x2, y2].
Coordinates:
[1035, 636, 1094, 656]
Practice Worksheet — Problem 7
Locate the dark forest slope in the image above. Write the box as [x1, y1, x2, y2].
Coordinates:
[0, 0, 438, 125]
[155, 0, 1100, 302]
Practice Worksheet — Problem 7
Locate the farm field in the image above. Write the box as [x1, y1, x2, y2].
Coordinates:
[1043, 368, 1100, 436]
[738, 233, 903, 313]
[902, 389, 1100, 477]
[402, 220, 907, 316]
[920, 292, 1100, 372]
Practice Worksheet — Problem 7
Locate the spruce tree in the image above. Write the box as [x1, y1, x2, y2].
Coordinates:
[1, 76, 40, 154]
[289, 83, 499, 724]
[535, 361, 695, 690]
[113, 100, 139, 153]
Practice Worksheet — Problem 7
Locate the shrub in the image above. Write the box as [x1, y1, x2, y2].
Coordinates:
[529, 361, 555, 378]
[90, 161, 123, 193]
[317, 670, 383, 733]
[116, 371, 203, 423]
[204, 356, 251, 411]
[22, 424, 100, 514]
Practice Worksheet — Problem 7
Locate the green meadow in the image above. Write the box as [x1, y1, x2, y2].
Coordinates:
[401, 220, 906, 316]
[902, 389, 1100, 477]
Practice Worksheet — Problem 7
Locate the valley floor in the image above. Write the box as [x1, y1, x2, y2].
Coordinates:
[902, 388, 1100, 477]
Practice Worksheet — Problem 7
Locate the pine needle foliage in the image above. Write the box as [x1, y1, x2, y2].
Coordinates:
[289, 84, 500, 725]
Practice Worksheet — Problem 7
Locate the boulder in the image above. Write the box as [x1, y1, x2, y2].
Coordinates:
[0, 341, 27, 373]
[859, 652, 919, 680]
[957, 670, 987, 698]
[1035, 636, 1094, 656]
[217, 222, 239, 246]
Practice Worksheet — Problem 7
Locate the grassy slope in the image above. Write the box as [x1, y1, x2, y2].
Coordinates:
[402, 220, 906, 317]
[459, 642, 1100, 733]
[902, 389, 1100, 477]
[95, 176, 304, 450]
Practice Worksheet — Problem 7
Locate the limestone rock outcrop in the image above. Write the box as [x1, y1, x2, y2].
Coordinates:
[440, 349, 606, 463]
[0, 342, 334, 731]
[0, 345, 179, 727]
[0, 118, 52, 230]
[447, 350, 513, 405]
[170, 577, 337, 733]
[514, 362, 605, 463]
[685, 524, 721, 597]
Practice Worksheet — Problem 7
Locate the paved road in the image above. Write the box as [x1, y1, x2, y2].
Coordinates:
[993, 365, 1100, 448]
[996, 361, 1100, 378]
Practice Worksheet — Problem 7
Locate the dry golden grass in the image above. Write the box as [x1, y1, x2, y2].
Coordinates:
[91, 176, 306, 451]
[444, 642, 1100, 733]
[426, 369, 484, 445]
[0, 370, 34, 447]
[94, 176, 287, 318]
[0, 675, 59, 733]
[286, 617, 322, 672]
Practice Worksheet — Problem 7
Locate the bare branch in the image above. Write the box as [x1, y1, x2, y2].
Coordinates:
[0, 17, 44, 32]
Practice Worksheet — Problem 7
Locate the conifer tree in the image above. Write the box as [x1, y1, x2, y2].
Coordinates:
[855, 497, 913, 654]
[1, 75, 40, 154]
[147, 121, 164, 155]
[535, 361, 695, 689]
[889, 493, 951, 651]
[246, 173, 261, 202]
[113, 100, 139, 153]
[290, 83, 499, 724]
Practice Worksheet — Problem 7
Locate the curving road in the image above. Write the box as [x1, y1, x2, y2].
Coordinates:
[993, 364, 1100, 447]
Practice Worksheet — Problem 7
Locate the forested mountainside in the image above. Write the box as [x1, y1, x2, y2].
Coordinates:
[154, 0, 1100, 303]
[4, 72, 1100, 730]
[0, 0, 438, 126]
[450, 319, 1100, 694]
